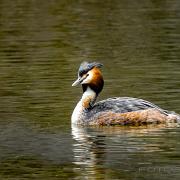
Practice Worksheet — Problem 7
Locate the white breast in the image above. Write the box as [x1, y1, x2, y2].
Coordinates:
[71, 101, 84, 124]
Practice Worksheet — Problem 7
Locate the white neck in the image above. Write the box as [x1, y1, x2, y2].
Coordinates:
[71, 87, 97, 124]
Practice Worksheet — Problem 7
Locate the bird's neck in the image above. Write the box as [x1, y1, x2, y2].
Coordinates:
[71, 87, 97, 124]
[81, 86, 97, 109]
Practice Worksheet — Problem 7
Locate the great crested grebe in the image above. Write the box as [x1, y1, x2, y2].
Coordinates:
[71, 61, 180, 125]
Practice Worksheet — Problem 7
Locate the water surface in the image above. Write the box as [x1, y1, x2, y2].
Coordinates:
[0, 0, 180, 179]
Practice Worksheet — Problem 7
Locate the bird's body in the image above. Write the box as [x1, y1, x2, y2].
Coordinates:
[71, 61, 180, 126]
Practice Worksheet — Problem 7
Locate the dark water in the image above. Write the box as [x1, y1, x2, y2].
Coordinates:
[0, 0, 180, 179]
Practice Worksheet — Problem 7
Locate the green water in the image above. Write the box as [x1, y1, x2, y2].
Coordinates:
[0, 0, 180, 179]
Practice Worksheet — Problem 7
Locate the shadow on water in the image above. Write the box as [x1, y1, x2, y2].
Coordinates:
[0, 0, 180, 179]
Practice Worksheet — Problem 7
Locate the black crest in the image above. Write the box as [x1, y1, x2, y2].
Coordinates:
[78, 61, 103, 77]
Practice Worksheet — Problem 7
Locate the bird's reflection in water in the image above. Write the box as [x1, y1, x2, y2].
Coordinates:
[71, 124, 107, 179]
[71, 124, 179, 179]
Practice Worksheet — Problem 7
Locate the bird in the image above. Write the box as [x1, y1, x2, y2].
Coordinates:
[71, 61, 180, 126]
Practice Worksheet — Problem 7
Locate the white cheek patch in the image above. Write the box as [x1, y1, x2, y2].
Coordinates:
[82, 71, 93, 84]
